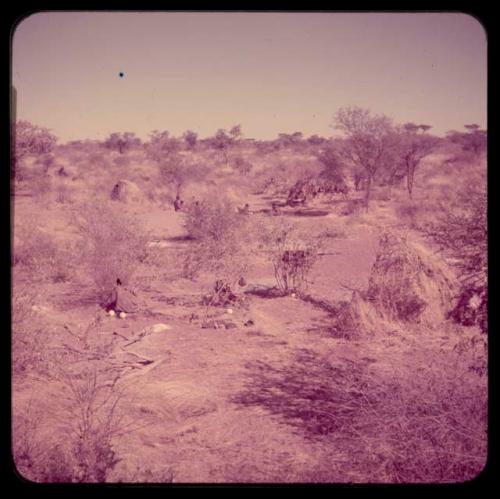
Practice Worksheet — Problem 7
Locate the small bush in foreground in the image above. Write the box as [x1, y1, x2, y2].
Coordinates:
[12, 292, 49, 375]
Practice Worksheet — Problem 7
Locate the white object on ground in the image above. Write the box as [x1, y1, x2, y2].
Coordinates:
[108, 310, 116, 317]
[226, 308, 234, 315]
[151, 323, 172, 333]
[469, 294, 481, 310]
[119, 312, 127, 319]
[31, 304, 49, 313]
[291, 293, 296, 298]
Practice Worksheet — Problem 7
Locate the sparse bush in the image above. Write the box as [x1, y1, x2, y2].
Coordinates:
[307, 134, 327, 145]
[157, 154, 209, 198]
[14, 318, 155, 483]
[262, 219, 324, 295]
[446, 126, 487, 157]
[396, 123, 439, 199]
[104, 132, 140, 154]
[73, 199, 149, 304]
[13, 404, 44, 480]
[395, 199, 421, 228]
[125, 466, 174, 483]
[183, 193, 254, 301]
[427, 181, 487, 333]
[146, 130, 181, 162]
[54, 182, 75, 204]
[209, 129, 234, 163]
[34, 153, 56, 173]
[14, 364, 132, 482]
[12, 291, 49, 375]
[183, 130, 198, 150]
[233, 156, 253, 175]
[113, 155, 132, 168]
[13, 121, 57, 178]
[341, 198, 364, 216]
[30, 172, 53, 198]
[317, 146, 347, 186]
[13, 220, 76, 283]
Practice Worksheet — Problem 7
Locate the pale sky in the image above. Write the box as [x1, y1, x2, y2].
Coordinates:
[12, 12, 487, 142]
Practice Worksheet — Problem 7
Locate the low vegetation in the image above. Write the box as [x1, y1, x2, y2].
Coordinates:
[12, 111, 487, 483]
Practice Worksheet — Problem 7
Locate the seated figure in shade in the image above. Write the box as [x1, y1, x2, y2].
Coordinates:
[106, 278, 139, 316]
[173, 195, 184, 212]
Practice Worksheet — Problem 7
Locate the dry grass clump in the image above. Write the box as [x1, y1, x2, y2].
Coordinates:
[235, 341, 487, 483]
[13, 219, 77, 283]
[366, 232, 456, 322]
[395, 198, 437, 230]
[11, 291, 49, 375]
[335, 230, 456, 336]
[14, 366, 128, 483]
[73, 199, 149, 304]
[30, 172, 53, 199]
[14, 317, 155, 483]
[341, 198, 365, 217]
[233, 156, 253, 175]
[54, 180, 77, 204]
[112, 155, 132, 168]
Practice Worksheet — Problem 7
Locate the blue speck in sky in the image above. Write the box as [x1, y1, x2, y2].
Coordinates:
[119, 72, 124, 78]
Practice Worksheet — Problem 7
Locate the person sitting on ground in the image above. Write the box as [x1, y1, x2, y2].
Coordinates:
[106, 278, 139, 316]
[238, 203, 250, 214]
[173, 195, 184, 212]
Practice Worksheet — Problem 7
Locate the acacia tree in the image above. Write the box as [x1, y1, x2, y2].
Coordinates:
[462, 124, 487, 156]
[446, 125, 487, 157]
[464, 124, 480, 132]
[316, 147, 347, 187]
[182, 130, 198, 151]
[333, 107, 396, 210]
[157, 154, 208, 198]
[229, 124, 242, 142]
[104, 132, 140, 154]
[307, 134, 327, 146]
[418, 124, 432, 133]
[146, 130, 181, 162]
[13, 121, 57, 178]
[399, 123, 439, 199]
[211, 129, 233, 164]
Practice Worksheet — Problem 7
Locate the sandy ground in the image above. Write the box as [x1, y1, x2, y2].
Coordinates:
[11, 157, 487, 483]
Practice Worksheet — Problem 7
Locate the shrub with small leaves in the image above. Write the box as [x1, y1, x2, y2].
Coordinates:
[183, 193, 254, 296]
[73, 199, 149, 304]
[262, 219, 324, 295]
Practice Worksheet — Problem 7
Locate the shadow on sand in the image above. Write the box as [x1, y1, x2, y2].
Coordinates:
[244, 286, 287, 299]
[232, 348, 376, 439]
[283, 209, 330, 217]
[165, 234, 195, 243]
